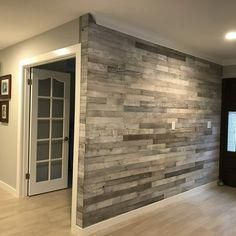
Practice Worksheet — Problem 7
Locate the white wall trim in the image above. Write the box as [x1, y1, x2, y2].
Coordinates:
[16, 44, 81, 231]
[0, 180, 17, 196]
[72, 181, 217, 235]
[71, 44, 82, 229]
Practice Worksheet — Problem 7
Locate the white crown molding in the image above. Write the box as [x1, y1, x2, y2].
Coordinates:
[93, 12, 223, 65]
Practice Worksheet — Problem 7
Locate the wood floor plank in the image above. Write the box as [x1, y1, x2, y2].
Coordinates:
[91, 185, 236, 236]
[1, 185, 236, 235]
[0, 188, 76, 236]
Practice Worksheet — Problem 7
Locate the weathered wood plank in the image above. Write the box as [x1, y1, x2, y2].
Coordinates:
[78, 14, 222, 228]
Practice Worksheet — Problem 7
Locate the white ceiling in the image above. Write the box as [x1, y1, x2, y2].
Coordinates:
[1, 0, 236, 65]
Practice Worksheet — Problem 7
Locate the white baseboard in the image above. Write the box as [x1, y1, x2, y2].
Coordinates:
[0, 180, 17, 197]
[73, 181, 217, 236]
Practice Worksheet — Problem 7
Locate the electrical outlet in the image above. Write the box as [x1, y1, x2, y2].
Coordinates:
[171, 121, 175, 130]
[207, 121, 211, 129]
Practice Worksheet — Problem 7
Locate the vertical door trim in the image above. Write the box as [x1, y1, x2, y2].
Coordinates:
[17, 44, 81, 231]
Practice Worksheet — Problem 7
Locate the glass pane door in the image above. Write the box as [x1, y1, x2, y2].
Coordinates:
[227, 111, 236, 152]
[29, 68, 70, 196]
[36, 78, 65, 182]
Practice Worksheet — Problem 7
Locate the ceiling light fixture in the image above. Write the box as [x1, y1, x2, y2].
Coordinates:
[225, 31, 236, 40]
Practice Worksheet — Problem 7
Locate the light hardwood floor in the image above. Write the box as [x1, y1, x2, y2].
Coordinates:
[0, 188, 76, 236]
[1, 185, 236, 236]
[94, 185, 236, 236]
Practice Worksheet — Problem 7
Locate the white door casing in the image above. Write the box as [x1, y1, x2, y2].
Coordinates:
[17, 44, 81, 230]
[29, 68, 70, 196]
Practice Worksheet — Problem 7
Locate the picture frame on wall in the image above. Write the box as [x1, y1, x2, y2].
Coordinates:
[0, 101, 9, 123]
[0, 75, 11, 99]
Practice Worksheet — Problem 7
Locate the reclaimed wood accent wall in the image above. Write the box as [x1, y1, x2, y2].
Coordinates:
[77, 14, 222, 227]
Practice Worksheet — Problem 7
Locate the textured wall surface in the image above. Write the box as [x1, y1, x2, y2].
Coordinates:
[77, 14, 222, 227]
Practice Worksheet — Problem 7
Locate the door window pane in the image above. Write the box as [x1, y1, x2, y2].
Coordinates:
[37, 141, 49, 161]
[38, 78, 51, 96]
[38, 98, 50, 117]
[53, 79, 64, 98]
[51, 160, 62, 179]
[37, 120, 50, 139]
[51, 140, 63, 159]
[52, 99, 64, 118]
[228, 112, 236, 152]
[36, 162, 49, 182]
[52, 120, 63, 138]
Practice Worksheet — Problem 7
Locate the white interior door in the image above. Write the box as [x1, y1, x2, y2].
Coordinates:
[29, 68, 70, 196]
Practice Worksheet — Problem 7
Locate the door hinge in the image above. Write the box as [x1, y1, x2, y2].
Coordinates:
[25, 173, 30, 180]
[27, 79, 32, 85]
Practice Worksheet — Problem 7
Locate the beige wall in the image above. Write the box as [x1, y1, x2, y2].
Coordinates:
[0, 18, 80, 189]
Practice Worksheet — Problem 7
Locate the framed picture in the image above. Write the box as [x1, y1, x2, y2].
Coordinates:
[0, 101, 9, 123]
[0, 75, 11, 99]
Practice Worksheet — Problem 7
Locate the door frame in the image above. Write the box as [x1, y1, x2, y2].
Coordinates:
[16, 44, 81, 230]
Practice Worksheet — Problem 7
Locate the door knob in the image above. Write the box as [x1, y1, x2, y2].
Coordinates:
[64, 137, 69, 142]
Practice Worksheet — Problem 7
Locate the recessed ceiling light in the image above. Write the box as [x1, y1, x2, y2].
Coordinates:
[225, 31, 236, 40]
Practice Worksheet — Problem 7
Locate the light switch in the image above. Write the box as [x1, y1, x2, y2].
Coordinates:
[207, 121, 211, 129]
[171, 121, 175, 130]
